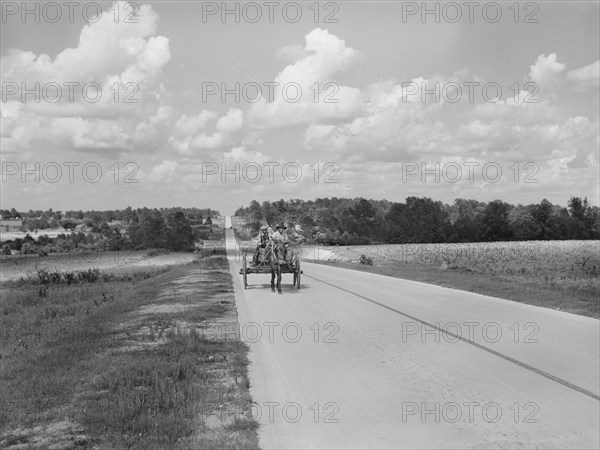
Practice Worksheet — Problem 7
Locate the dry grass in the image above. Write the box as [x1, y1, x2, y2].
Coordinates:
[0, 250, 201, 283]
[0, 256, 258, 449]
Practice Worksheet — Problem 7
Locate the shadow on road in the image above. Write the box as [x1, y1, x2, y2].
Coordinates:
[244, 282, 308, 294]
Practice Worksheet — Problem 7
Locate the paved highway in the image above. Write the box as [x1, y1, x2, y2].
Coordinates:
[225, 225, 599, 449]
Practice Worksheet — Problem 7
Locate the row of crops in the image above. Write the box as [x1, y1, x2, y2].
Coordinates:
[334, 240, 600, 282]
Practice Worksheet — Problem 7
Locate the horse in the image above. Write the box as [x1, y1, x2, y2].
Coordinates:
[264, 240, 290, 294]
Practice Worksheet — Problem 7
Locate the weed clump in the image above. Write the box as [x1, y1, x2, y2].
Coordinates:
[36, 268, 101, 285]
[359, 254, 374, 265]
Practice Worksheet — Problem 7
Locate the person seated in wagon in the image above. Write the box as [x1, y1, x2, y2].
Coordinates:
[270, 223, 291, 260]
[270, 223, 289, 244]
[253, 224, 272, 265]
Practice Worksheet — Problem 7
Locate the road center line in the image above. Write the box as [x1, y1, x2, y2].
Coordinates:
[305, 273, 600, 402]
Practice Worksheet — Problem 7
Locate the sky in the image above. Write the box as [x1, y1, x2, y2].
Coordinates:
[1, 1, 599, 215]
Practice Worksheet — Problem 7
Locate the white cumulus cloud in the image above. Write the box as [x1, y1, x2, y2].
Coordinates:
[566, 60, 600, 90]
[248, 28, 363, 129]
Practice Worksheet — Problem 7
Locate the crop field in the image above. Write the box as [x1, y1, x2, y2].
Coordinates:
[303, 240, 600, 317]
[329, 241, 598, 282]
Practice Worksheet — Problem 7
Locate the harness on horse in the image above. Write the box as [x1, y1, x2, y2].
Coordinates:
[266, 239, 288, 264]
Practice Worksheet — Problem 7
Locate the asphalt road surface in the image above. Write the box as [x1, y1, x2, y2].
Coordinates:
[225, 225, 600, 449]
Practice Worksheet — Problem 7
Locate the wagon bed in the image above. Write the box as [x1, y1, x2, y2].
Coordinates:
[239, 250, 302, 290]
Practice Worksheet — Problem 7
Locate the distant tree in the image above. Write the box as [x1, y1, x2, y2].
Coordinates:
[347, 198, 379, 240]
[103, 210, 116, 223]
[141, 209, 167, 248]
[509, 206, 540, 240]
[568, 196, 588, 220]
[60, 220, 78, 232]
[386, 197, 449, 243]
[37, 234, 52, 246]
[106, 227, 125, 251]
[481, 200, 513, 241]
[568, 196, 594, 239]
[314, 206, 340, 234]
[13, 238, 23, 251]
[449, 199, 485, 242]
[299, 215, 316, 237]
[247, 200, 263, 229]
[166, 212, 194, 251]
[48, 217, 59, 229]
[21, 242, 37, 254]
[532, 199, 554, 239]
[126, 214, 142, 249]
[37, 217, 49, 229]
[98, 222, 113, 237]
[91, 213, 103, 227]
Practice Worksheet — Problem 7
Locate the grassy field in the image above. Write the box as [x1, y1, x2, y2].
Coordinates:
[307, 240, 600, 318]
[0, 254, 258, 449]
[0, 250, 202, 283]
[0, 220, 89, 241]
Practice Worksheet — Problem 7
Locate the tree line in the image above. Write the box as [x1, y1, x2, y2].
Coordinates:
[1, 207, 221, 256]
[1, 206, 218, 232]
[234, 196, 600, 245]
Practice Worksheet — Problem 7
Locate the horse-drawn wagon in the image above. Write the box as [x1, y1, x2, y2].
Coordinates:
[239, 240, 302, 293]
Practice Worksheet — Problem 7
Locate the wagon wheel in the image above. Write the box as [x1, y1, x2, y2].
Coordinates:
[295, 254, 301, 290]
[242, 255, 248, 289]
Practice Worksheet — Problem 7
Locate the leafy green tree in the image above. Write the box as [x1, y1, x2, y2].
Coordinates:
[13, 238, 23, 251]
[166, 212, 194, 251]
[448, 199, 485, 242]
[60, 220, 78, 232]
[481, 200, 513, 241]
[126, 214, 143, 249]
[532, 199, 554, 239]
[37, 234, 52, 246]
[345, 198, 379, 241]
[509, 206, 540, 240]
[386, 197, 449, 243]
[141, 209, 167, 248]
[106, 227, 125, 251]
[568, 196, 594, 239]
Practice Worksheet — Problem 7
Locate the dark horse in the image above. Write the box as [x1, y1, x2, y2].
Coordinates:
[265, 240, 290, 294]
